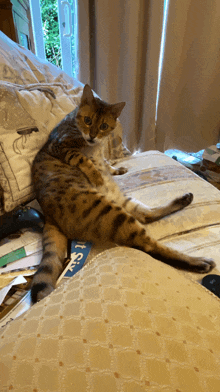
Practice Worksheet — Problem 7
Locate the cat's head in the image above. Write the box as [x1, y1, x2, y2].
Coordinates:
[75, 84, 125, 145]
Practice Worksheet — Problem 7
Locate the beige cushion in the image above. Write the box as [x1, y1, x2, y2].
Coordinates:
[114, 151, 220, 280]
[1, 247, 220, 391]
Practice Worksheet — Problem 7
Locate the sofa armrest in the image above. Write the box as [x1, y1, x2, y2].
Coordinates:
[1, 247, 220, 391]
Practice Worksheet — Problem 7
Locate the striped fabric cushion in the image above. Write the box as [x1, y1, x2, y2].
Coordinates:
[113, 150, 220, 281]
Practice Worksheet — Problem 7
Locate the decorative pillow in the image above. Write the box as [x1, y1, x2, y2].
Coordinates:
[1, 247, 220, 391]
[0, 81, 83, 212]
[0, 32, 126, 213]
[0, 31, 80, 87]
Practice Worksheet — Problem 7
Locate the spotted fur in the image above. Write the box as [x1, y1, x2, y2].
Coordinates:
[31, 84, 215, 302]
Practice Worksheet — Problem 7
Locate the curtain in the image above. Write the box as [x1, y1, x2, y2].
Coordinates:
[77, 0, 220, 153]
[77, 0, 164, 153]
[156, 0, 220, 152]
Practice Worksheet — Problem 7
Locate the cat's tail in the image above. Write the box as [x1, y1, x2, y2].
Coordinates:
[31, 221, 67, 303]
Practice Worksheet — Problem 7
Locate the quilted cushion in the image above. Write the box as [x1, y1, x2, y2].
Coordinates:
[1, 247, 220, 391]
[114, 151, 220, 280]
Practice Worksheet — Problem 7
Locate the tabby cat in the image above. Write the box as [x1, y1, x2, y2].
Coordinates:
[31, 84, 215, 303]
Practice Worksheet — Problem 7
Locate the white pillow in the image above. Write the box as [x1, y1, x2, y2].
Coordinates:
[0, 81, 83, 212]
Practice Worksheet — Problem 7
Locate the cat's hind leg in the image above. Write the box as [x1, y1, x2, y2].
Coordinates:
[31, 220, 67, 303]
[122, 193, 193, 223]
[63, 192, 215, 273]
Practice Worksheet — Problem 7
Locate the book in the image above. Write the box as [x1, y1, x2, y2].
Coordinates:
[0, 290, 32, 329]
[0, 240, 93, 327]
[203, 145, 220, 165]
[0, 229, 42, 268]
[0, 250, 42, 274]
[57, 240, 92, 283]
[0, 274, 33, 328]
[0, 199, 44, 268]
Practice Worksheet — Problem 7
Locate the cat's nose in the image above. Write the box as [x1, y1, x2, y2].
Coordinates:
[89, 127, 98, 139]
[88, 133, 96, 143]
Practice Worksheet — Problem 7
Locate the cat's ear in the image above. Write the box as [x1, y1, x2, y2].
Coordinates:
[110, 102, 126, 118]
[81, 84, 94, 105]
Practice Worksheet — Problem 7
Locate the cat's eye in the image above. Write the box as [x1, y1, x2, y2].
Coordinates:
[100, 123, 108, 131]
[84, 116, 92, 125]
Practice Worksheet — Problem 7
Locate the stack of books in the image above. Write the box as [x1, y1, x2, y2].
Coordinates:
[0, 230, 92, 328]
[0, 229, 43, 274]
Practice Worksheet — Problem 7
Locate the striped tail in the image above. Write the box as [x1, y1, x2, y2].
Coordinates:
[31, 221, 67, 303]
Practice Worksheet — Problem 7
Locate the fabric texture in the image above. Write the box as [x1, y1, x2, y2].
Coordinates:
[113, 151, 220, 281]
[0, 32, 127, 213]
[156, 0, 220, 152]
[77, 0, 164, 153]
[1, 247, 220, 391]
[78, 0, 220, 154]
[0, 81, 82, 213]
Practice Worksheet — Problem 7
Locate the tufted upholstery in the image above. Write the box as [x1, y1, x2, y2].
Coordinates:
[1, 247, 220, 391]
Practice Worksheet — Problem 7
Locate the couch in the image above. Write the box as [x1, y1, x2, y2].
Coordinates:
[0, 31, 220, 391]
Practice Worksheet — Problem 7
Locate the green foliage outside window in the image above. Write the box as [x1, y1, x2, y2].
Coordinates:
[40, 0, 76, 74]
[40, 0, 61, 68]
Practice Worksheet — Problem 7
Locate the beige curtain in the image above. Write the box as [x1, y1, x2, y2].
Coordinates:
[78, 0, 220, 153]
[156, 0, 220, 152]
[77, 0, 164, 153]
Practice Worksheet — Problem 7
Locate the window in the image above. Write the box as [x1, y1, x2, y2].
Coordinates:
[155, 0, 169, 121]
[29, 0, 78, 78]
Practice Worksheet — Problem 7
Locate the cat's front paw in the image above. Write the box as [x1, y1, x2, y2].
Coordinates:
[113, 167, 128, 175]
[91, 170, 104, 186]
